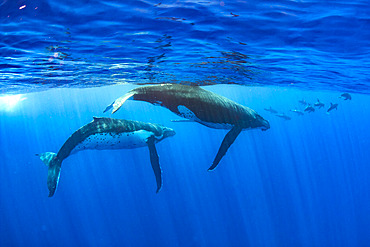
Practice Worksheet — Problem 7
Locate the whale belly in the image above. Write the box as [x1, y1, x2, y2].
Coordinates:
[72, 130, 153, 153]
[177, 105, 233, 129]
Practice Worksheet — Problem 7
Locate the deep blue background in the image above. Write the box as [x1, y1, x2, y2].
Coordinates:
[1, 85, 370, 246]
[1, 0, 370, 246]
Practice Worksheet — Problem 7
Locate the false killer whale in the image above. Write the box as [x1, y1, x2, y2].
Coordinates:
[275, 113, 291, 120]
[37, 117, 175, 197]
[314, 99, 325, 109]
[339, 93, 351, 100]
[304, 105, 315, 113]
[104, 84, 270, 171]
[290, 109, 304, 116]
[264, 106, 278, 114]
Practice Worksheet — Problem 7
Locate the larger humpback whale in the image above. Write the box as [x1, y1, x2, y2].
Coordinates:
[37, 117, 175, 197]
[104, 84, 270, 170]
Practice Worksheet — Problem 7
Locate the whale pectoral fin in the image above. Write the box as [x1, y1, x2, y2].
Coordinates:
[104, 92, 135, 114]
[171, 119, 194, 123]
[147, 136, 162, 193]
[208, 126, 242, 171]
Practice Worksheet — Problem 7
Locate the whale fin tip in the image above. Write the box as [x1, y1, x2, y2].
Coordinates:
[105, 91, 135, 114]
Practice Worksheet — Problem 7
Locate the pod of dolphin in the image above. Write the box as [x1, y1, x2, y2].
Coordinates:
[38, 83, 271, 197]
[264, 93, 351, 120]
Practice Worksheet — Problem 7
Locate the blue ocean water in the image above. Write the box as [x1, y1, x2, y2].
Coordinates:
[1, 0, 370, 246]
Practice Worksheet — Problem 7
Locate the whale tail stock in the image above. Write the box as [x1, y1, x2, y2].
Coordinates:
[104, 91, 135, 114]
[36, 152, 62, 197]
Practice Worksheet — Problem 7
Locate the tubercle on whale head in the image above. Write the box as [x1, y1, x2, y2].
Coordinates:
[261, 119, 270, 131]
[157, 127, 176, 142]
[255, 114, 270, 131]
[163, 127, 176, 138]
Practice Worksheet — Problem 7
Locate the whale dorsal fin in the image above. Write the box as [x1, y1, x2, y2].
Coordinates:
[93, 116, 104, 121]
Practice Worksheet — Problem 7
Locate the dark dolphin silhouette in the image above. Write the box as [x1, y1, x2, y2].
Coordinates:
[339, 93, 351, 100]
[327, 103, 338, 113]
[299, 99, 308, 106]
[275, 113, 291, 120]
[304, 105, 315, 113]
[264, 106, 278, 114]
[290, 109, 304, 116]
[314, 99, 325, 108]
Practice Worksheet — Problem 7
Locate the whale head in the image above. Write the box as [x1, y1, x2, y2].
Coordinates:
[157, 126, 176, 142]
[240, 112, 270, 131]
[257, 115, 270, 131]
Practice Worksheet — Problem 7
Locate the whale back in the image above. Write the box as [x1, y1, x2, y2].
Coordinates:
[56, 117, 173, 161]
[131, 84, 268, 130]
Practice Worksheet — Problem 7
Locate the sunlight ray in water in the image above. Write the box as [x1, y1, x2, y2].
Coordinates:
[0, 94, 27, 111]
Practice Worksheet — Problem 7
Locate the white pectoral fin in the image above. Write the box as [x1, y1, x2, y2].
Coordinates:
[104, 92, 135, 114]
[171, 119, 194, 123]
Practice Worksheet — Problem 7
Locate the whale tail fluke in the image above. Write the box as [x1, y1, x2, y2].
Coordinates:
[104, 91, 135, 114]
[36, 152, 62, 197]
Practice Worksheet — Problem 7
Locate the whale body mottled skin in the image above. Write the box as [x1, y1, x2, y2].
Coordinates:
[104, 84, 270, 170]
[37, 117, 175, 197]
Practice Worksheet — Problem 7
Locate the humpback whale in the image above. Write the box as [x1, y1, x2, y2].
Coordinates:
[104, 84, 270, 171]
[37, 117, 175, 197]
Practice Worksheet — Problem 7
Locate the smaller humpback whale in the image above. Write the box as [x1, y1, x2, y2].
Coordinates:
[275, 113, 291, 120]
[314, 99, 325, 109]
[290, 109, 304, 116]
[264, 106, 278, 114]
[104, 84, 270, 171]
[304, 105, 315, 113]
[339, 93, 351, 100]
[299, 99, 308, 106]
[37, 117, 175, 197]
[327, 103, 338, 113]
